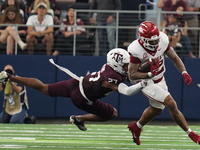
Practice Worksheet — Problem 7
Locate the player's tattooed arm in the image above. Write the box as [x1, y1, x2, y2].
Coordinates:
[165, 47, 187, 73]
[128, 63, 149, 80]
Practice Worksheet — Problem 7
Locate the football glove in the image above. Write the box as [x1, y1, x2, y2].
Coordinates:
[148, 58, 159, 77]
[182, 72, 192, 86]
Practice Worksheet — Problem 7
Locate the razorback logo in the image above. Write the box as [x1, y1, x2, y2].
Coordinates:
[112, 53, 123, 63]
[138, 26, 146, 34]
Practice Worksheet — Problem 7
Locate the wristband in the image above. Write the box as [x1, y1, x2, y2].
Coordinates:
[182, 71, 187, 75]
[147, 72, 153, 77]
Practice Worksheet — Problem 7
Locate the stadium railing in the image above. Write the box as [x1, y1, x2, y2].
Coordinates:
[0, 9, 200, 57]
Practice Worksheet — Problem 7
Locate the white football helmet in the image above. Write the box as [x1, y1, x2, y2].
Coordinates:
[107, 48, 130, 75]
[138, 21, 160, 51]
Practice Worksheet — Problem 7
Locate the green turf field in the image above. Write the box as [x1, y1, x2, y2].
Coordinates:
[0, 124, 200, 150]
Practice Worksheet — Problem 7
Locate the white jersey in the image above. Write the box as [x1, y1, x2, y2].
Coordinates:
[128, 31, 170, 81]
[128, 31, 171, 109]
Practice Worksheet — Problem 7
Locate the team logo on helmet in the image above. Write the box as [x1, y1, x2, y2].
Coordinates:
[138, 26, 145, 34]
[112, 53, 123, 63]
[107, 48, 130, 75]
[138, 21, 160, 51]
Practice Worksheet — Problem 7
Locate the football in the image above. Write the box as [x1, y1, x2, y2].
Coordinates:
[139, 59, 155, 72]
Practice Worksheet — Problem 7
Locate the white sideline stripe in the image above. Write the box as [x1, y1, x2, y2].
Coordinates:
[28, 145, 175, 150]
[0, 141, 198, 148]
[12, 137, 35, 140]
[0, 128, 189, 133]
[0, 145, 27, 149]
[0, 134, 188, 140]
[0, 138, 191, 143]
[0, 133, 185, 137]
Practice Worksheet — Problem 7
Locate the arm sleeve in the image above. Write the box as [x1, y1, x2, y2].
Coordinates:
[118, 82, 142, 96]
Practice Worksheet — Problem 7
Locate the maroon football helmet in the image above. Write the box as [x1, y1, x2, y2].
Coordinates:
[138, 21, 160, 51]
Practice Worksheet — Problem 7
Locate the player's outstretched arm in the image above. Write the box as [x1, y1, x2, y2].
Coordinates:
[101, 80, 152, 96]
[118, 80, 153, 96]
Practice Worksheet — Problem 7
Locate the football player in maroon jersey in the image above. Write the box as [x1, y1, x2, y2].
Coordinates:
[127, 21, 200, 145]
[0, 48, 152, 131]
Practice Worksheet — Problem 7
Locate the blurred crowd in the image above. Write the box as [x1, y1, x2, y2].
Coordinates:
[157, 0, 200, 58]
[0, 0, 121, 56]
[0, 0, 199, 57]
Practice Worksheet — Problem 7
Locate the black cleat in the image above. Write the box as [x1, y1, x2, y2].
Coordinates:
[70, 115, 87, 131]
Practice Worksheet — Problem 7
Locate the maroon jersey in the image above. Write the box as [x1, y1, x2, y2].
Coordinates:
[164, 22, 182, 36]
[83, 64, 127, 100]
[60, 18, 86, 35]
[48, 64, 126, 119]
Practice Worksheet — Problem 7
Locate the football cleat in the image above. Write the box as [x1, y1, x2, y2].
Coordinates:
[127, 121, 142, 145]
[70, 115, 87, 131]
[188, 131, 200, 144]
[0, 71, 9, 82]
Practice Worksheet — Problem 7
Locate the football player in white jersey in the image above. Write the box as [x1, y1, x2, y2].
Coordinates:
[127, 21, 200, 145]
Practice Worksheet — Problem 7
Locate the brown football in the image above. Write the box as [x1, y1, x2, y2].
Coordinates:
[139, 59, 155, 72]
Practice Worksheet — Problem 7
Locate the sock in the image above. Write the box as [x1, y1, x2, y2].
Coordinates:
[136, 121, 143, 129]
[186, 128, 192, 135]
[18, 40, 24, 46]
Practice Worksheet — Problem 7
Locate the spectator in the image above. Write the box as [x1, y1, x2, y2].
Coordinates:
[1, 0, 26, 22]
[27, 0, 34, 12]
[53, 6, 86, 55]
[0, 65, 35, 124]
[0, 6, 27, 54]
[89, 0, 121, 56]
[158, 0, 196, 57]
[163, 14, 181, 48]
[163, 0, 187, 11]
[162, 13, 195, 58]
[26, 2, 54, 55]
[157, 0, 166, 22]
[176, 6, 196, 58]
[0, 0, 28, 12]
[30, 0, 60, 30]
[31, 0, 53, 16]
[162, 0, 187, 22]
[49, 0, 61, 26]
[183, 0, 200, 56]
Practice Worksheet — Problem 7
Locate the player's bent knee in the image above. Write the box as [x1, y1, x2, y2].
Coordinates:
[164, 95, 177, 110]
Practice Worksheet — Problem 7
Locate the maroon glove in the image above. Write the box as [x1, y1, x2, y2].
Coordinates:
[149, 58, 159, 76]
[182, 72, 192, 86]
